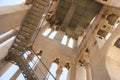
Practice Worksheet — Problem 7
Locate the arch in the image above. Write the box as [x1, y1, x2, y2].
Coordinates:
[59, 63, 70, 80]
[106, 14, 119, 25]
[46, 58, 59, 80]
[0, 0, 26, 6]
[59, 67, 69, 80]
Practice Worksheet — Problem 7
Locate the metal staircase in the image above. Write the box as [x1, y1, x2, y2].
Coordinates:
[6, 0, 52, 80]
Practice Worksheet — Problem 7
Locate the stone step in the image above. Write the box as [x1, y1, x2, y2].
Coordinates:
[27, 13, 40, 21]
[21, 26, 34, 34]
[19, 31, 32, 39]
[32, 6, 44, 13]
[22, 21, 37, 28]
[12, 43, 26, 52]
[26, 18, 38, 25]
[15, 39, 28, 48]
[16, 35, 29, 44]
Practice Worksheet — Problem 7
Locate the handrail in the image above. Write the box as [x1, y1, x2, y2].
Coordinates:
[30, 47, 56, 80]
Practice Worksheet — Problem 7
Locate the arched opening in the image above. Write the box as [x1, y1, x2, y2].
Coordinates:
[47, 63, 58, 80]
[42, 28, 52, 37]
[59, 63, 70, 80]
[46, 58, 59, 80]
[59, 67, 69, 80]
[0, 0, 26, 6]
[48, 31, 57, 39]
[61, 35, 68, 45]
[107, 14, 119, 25]
[68, 38, 74, 48]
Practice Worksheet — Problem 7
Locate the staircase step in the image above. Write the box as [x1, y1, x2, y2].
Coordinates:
[22, 22, 37, 29]
[31, 6, 44, 14]
[19, 31, 31, 39]
[16, 35, 29, 43]
[12, 43, 26, 52]
[29, 11, 42, 18]
[36, 0, 48, 5]
[21, 26, 34, 34]
[34, 2, 46, 9]
[15, 39, 28, 48]
[27, 13, 40, 21]
[26, 18, 38, 25]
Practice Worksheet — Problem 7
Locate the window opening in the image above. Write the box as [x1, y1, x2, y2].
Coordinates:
[46, 63, 58, 80]
[42, 28, 52, 36]
[59, 67, 68, 80]
[61, 35, 68, 45]
[68, 38, 74, 48]
[48, 31, 57, 39]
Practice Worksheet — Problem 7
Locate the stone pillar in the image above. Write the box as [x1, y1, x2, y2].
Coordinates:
[73, 39, 78, 48]
[68, 63, 76, 80]
[0, 28, 18, 44]
[10, 69, 21, 80]
[66, 37, 70, 46]
[0, 62, 12, 76]
[0, 5, 30, 34]
[0, 37, 15, 61]
[54, 30, 65, 42]
[89, 42, 110, 80]
[56, 64, 63, 80]
[84, 63, 92, 80]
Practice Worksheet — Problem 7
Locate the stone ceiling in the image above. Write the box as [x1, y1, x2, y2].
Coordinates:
[53, 0, 102, 39]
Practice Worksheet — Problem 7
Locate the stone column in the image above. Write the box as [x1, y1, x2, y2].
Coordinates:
[0, 62, 12, 76]
[84, 63, 92, 80]
[54, 30, 65, 42]
[68, 63, 76, 80]
[10, 69, 21, 80]
[0, 37, 15, 61]
[0, 28, 18, 44]
[56, 64, 63, 80]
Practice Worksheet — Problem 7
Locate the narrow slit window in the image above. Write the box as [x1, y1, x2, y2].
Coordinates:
[68, 38, 74, 48]
[49, 31, 57, 39]
[61, 35, 68, 45]
[42, 28, 51, 36]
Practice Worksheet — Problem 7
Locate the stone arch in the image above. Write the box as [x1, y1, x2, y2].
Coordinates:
[106, 14, 119, 25]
